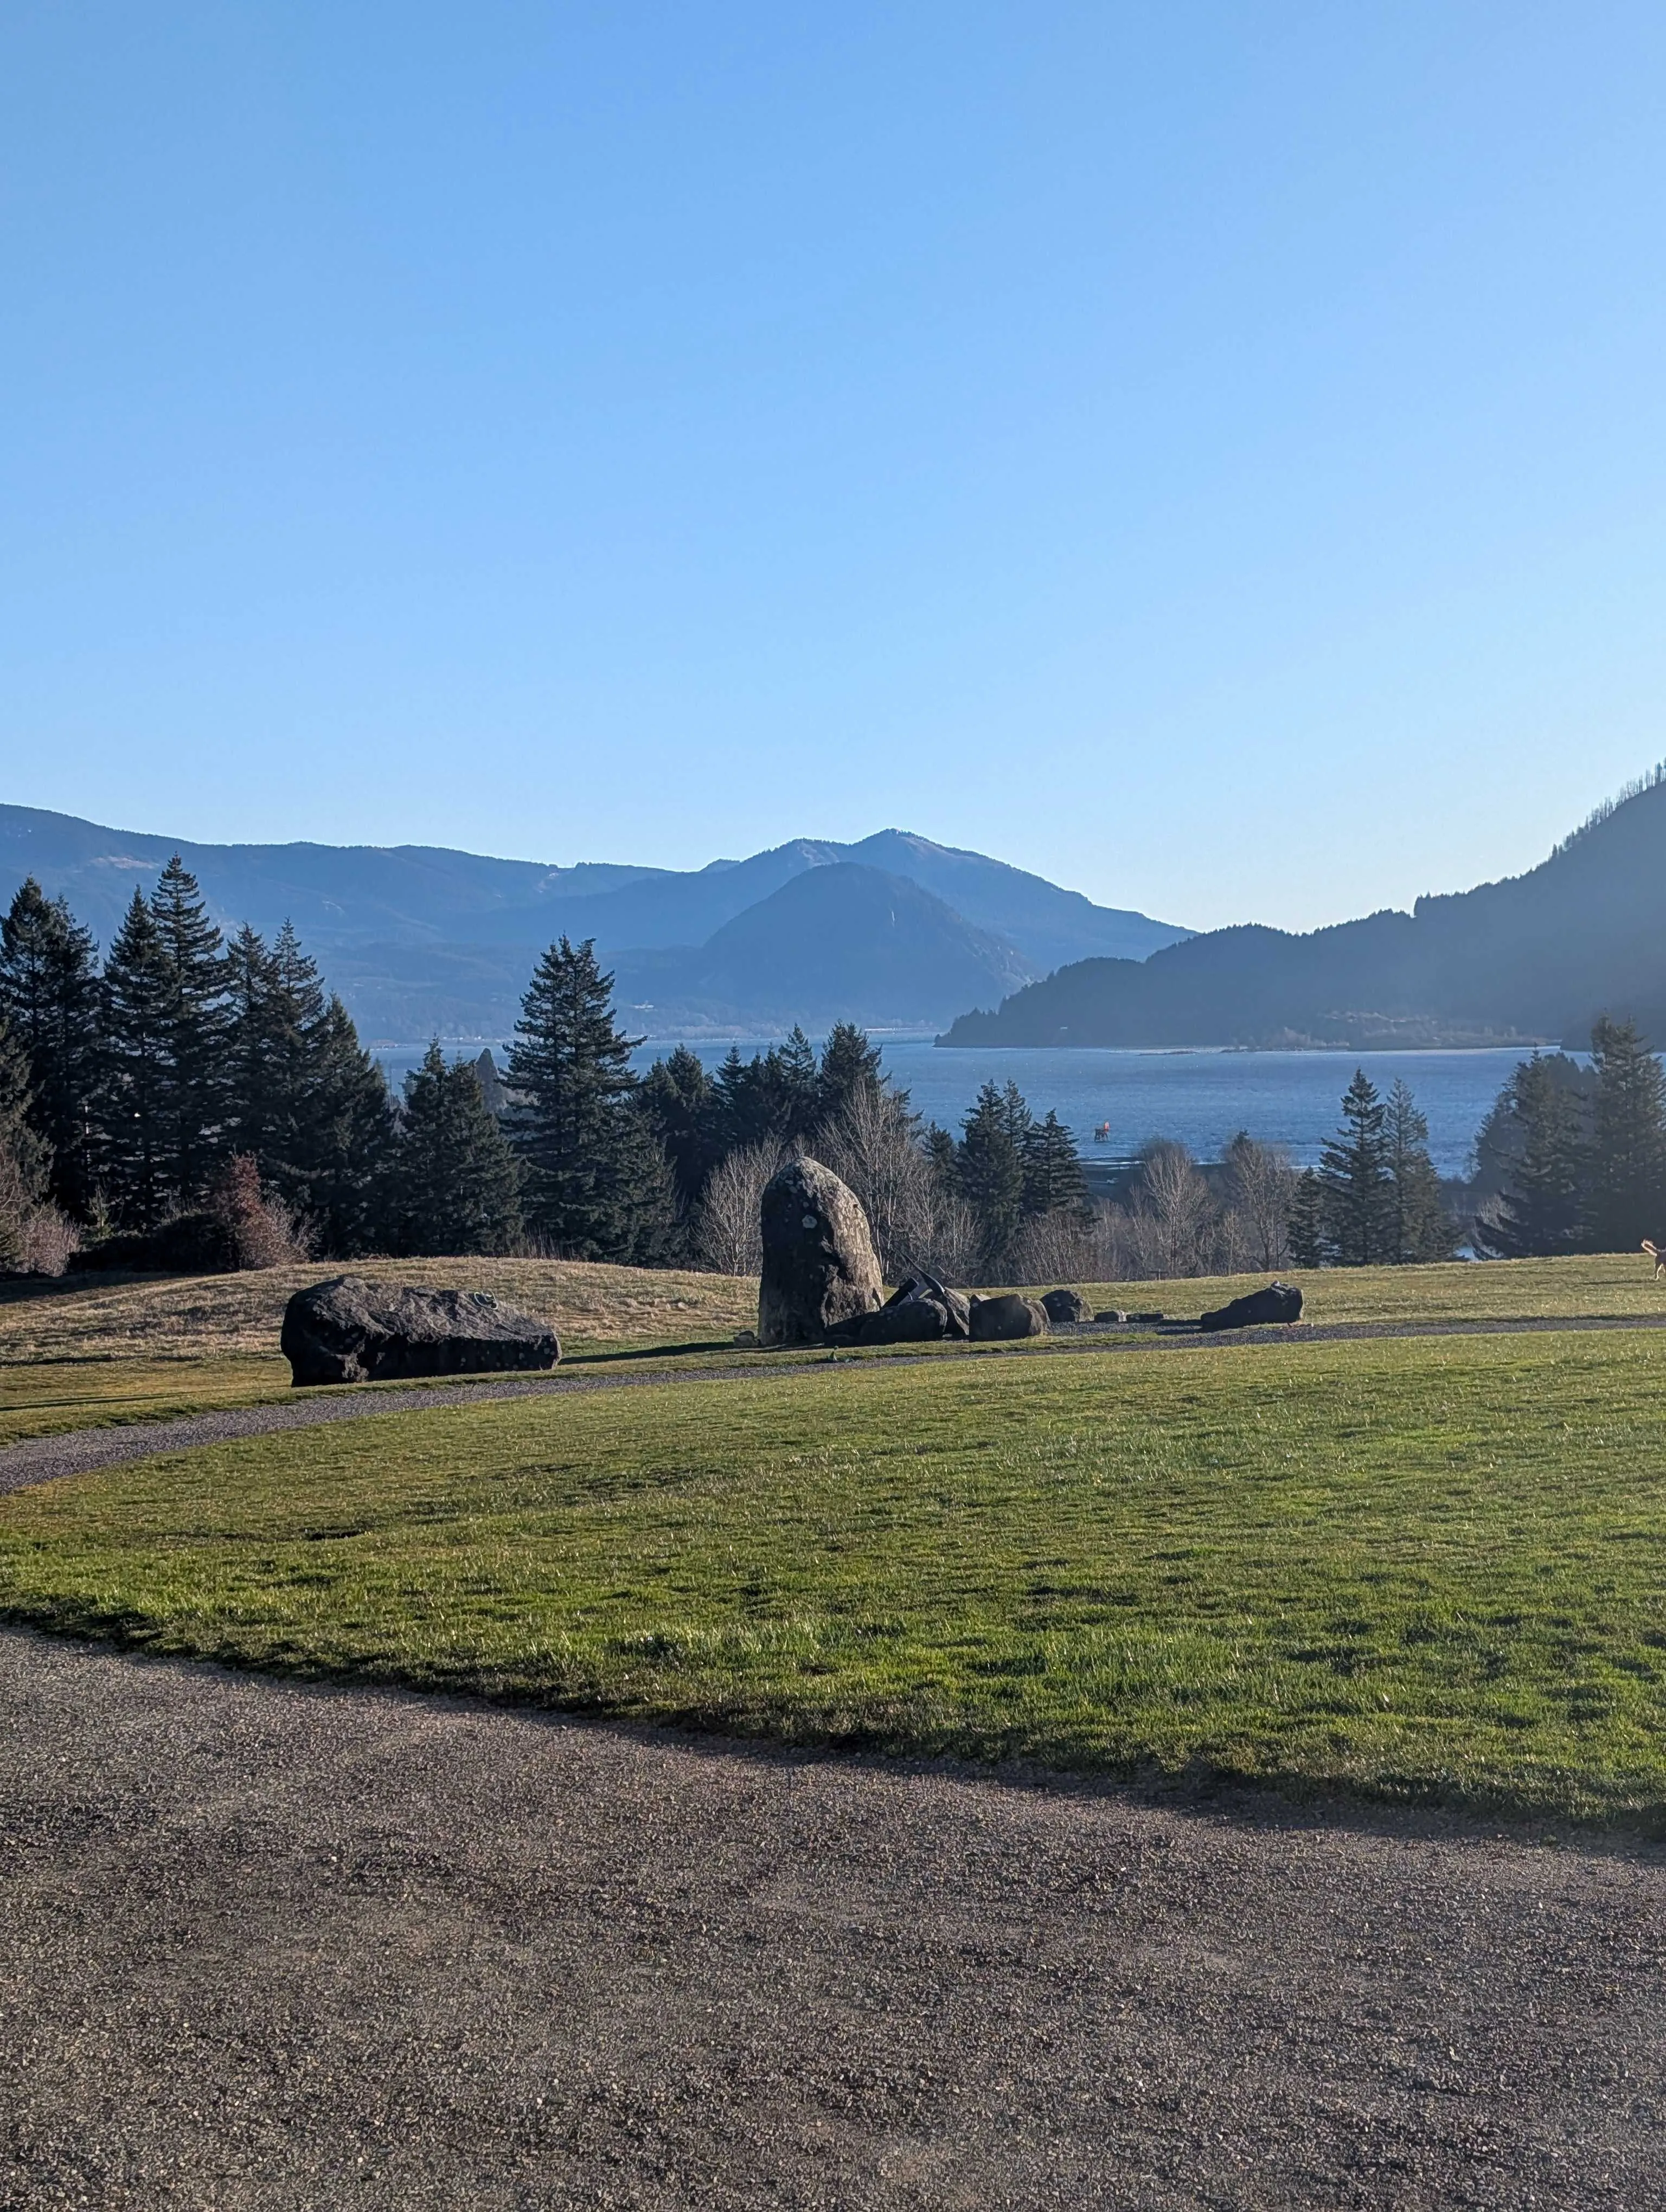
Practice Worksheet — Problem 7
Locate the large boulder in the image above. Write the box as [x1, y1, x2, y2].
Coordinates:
[837, 1273, 971, 1346]
[281, 1276, 560, 1387]
[969, 1293, 1050, 1342]
[1198, 1281, 1304, 1332]
[1040, 1288, 1091, 1326]
[757, 1156, 884, 1347]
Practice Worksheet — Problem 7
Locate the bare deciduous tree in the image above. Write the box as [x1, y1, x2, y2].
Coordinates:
[693, 1141, 783, 1276]
[815, 1085, 940, 1281]
[1130, 1140, 1216, 1276]
[1006, 1207, 1099, 1287]
[1222, 1133, 1297, 1271]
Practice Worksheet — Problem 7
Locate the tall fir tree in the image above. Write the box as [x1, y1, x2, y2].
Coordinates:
[395, 1042, 523, 1255]
[710, 1028, 824, 1154]
[766, 1026, 821, 1140]
[220, 918, 392, 1252]
[957, 1078, 1031, 1274]
[1317, 1069, 1392, 1266]
[149, 856, 229, 1210]
[1383, 1078, 1451, 1263]
[1584, 1015, 1666, 1252]
[99, 889, 173, 1229]
[1481, 1054, 1588, 1258]
[0, 1011, 51, 1266]
[816, 1022, 884, 1127]
[508, 936, 674, 1261]
[922, 1121, 958, 1189]
[222, 924, 284, 1166]
[1286, 1167, 1326, 1269]
[0, 877, 101, 1218]
[1021, 1108, 1087, 1219]
[637, 1044, 722, 1215]
[301, 995, 396, 1255]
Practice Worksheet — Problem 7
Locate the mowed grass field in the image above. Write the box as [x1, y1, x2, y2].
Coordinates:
[3, 1249, 1664, 1450]
[3, 1317, 1666, 1823]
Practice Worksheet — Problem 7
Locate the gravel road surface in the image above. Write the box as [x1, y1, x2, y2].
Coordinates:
[8, 1308, 1666, 1500]
[2, 1630, 1661, 2210]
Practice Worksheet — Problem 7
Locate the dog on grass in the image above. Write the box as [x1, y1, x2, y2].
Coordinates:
[1644, 1240, 1665, 1277]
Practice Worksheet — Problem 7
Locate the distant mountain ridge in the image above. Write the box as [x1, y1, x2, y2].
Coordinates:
[940, 770, 1666, 1051]
[0, 805, 1190, 1039]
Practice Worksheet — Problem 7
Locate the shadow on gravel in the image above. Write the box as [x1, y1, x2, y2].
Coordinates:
[8, 1622, 1663, 1862]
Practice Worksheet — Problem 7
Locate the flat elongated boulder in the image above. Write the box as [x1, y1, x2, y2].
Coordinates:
[281, 1276, 560, 1386]
[968, 1293, 1050, 1342]
[1198, 1281, 1303, 1332]
[758, 1156, 883, 1348]
[1040, 1288, 1091, 1326]
[836, 1272, 971, 1346]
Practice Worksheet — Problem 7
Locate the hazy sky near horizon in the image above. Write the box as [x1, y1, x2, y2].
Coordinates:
[4, 3, 1664, 934]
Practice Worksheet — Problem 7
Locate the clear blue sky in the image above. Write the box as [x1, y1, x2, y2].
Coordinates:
[3, 3, 1664, 933]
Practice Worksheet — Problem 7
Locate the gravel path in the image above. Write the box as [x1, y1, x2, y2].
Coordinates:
[2, 1629, 1662, 2210]
[7, 1309, 1666, 1499]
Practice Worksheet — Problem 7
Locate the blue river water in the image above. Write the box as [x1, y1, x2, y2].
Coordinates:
[379, 1037, 1533, 1177]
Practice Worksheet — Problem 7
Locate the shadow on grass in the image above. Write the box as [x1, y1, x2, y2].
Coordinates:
[5, 1609, 1663, 1855]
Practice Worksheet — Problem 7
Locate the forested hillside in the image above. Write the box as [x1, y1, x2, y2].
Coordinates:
[0, 808, 1187, 1039]
[943, 770, 1666, 1050]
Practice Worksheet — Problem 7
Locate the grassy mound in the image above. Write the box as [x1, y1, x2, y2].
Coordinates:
[4, 1327, 1665, 1822]
[0, 1258, 761, 1446]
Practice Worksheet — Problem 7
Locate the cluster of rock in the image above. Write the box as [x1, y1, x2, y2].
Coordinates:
[281, 1276, 559, 1387]
[272, 1165, 1303, 1391]
[757, 1156, 1100, 1351]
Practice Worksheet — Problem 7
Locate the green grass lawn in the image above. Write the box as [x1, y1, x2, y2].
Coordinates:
[2, 1249, 1663, 1450]
[0, 1355, 293, 1449]
[4, 1326, 1665, 1823]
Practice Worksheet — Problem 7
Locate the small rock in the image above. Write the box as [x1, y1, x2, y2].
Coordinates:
[968, 1293, 1050, 1342]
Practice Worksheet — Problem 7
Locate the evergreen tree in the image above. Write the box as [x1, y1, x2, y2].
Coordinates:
[1317, 1069, 1391, 1266]
[711, 1047, 759, 1152]
[395, 1042, 523, 1255]
[766, 1026, 822, 1141]
[1383, 1078, 1451, 1263]
[1286, 1168, 1325, 1269]
[217, 918, 393, 1252]
[99, 889, 173, 1229]
[0, 878, 102, 1217]
[222, 920, 331, 1196]
[637, 1044, 722, 1214]
[0, 1012, 50, 1266]
[1021, 1109, 1087, 1219]
[222, 924, 284, 1165]
[149, 856, 229, 1210]
[1585, 1015, 1666, 1252]
[1480, 1054, 1587, 1258]
[711, 1028, 824, 1154]
[816, 1022, 884, 1127]
[957, 1079, 1031, 1273]
[922, 1121, 958, 1189]
[508, 936, 674, 1260]
[299, 995, 396, 1255]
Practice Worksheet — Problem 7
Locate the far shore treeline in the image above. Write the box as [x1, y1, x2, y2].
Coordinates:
[3, 859, 1665, 1285]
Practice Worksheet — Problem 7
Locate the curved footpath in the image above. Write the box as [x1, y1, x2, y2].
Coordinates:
[2, 1627, 1662, 2209]
[7, 1307, 1666, 1499]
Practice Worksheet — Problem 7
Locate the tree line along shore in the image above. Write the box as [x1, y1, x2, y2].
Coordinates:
[2, 857, 1663, 1286]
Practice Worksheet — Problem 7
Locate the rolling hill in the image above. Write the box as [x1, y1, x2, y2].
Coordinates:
[0, 806, 1189, 1040]
[940, 770, 1666, 1051]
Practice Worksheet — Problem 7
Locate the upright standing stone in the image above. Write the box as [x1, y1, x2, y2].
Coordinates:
[757, 1156, 884, 1347]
